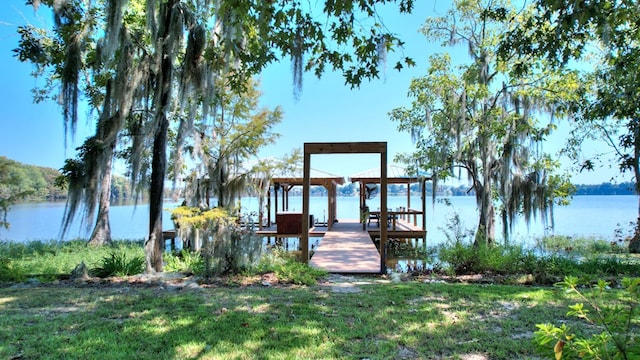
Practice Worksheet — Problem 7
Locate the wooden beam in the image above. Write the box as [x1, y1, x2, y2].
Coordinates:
[304, 142, 387, 154]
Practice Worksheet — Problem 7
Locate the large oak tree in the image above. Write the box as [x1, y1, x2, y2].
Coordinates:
[499, 0, 640, 252]
[390, 0, 578, 245]
[15, 0, 415, 271]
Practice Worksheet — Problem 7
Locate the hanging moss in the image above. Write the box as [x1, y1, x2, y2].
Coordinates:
[171, 206, 262, 276]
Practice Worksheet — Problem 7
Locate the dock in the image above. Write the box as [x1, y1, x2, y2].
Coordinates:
[309, 220, 381, 274]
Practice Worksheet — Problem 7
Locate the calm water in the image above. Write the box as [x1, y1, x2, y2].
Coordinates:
[1, 195, 637, 245]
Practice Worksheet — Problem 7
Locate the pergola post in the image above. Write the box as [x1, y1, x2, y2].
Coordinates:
[380, 149, 387, 274]
[301, 152, 311, 263]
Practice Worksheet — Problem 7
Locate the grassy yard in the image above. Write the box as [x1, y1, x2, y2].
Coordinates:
[1, 275, 589, 360]
[1, 239, 637, 359]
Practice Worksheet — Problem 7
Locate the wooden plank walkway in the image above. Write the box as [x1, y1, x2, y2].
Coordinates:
[309, 220, 381, 274]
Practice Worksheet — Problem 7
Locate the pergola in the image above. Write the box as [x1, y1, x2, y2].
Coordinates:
[349, 164, 431, 232]
[265, 168, 345, 230]
[301, 142, 389, 271]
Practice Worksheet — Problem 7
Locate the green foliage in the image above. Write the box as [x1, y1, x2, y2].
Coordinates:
[163, 250, 203, 275]
[534, 276, 640, 360]
[390, 0, 581, 245]
[92, 250, 145, 278]
[1, 157, 35, 228]
[172, 207, 264, 277]
[435, 215, 638, 280]
[0, 258, 26, 283]
[438, 240, 542, 276]
[0, 240, 144, 281]
[257, 251, 327, 286]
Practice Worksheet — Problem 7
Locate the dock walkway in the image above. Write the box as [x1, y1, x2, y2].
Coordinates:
[309, 220, 381, 274]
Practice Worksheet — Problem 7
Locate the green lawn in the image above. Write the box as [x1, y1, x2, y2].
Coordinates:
[1, 278, 579, 359]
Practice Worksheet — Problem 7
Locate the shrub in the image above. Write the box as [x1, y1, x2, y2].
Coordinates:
[163, 250, 203, 274]
[438, 241, 479, 275]
[172, 206, 264, 277]
[578, 256, 638, 277]
[0, 258, 25, 283]
[535, 276, 640, 359]
[92, 250, 145, 278]
[257, 251, 326, 285]
[438, 240, 544, 276]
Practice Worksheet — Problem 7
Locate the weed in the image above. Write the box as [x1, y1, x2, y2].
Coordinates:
[163, 250, 203, 274]
[257, 251, 326, 285]
[92, 250, 145, 278]
[535, 276, 640, 359]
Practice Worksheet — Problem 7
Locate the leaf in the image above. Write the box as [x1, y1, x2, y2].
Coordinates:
[554, 340, 565, 360]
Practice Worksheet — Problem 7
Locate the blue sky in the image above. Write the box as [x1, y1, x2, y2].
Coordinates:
[0, 1, 625, 185]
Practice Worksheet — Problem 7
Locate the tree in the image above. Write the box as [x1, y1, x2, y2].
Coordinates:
[390, 0, 578, 245]
[0, 157, 34, 229]
[179, 78, 283, 210]
[499, 0, 640, 252]
[15, 0, 416, 272]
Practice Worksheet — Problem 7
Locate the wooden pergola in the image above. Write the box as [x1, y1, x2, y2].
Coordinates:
[349, 165, 432, 232]
[302, 142, 389, 272]
[266, 170, 345, 230]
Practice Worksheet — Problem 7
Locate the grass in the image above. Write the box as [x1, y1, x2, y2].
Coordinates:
[1, 277, 588, 359]
[0, 238, 637, 359]
[0, 240, 144, 282]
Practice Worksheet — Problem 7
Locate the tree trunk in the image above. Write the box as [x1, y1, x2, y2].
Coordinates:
[475, 188, 495, 247]
[88, 145, 114, 246]
[145, 114, 169, 272]
[474, 145, 496, 246]
[630, 126, 640, 253]
[144, 0, 176, 273]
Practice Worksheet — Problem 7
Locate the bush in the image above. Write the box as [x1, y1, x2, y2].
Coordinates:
[257, 251, 327, 285]
[0, 258, 25, 283]
[172, 207, 264, 277]
[438, 241, 544, 276]
[535, 276, 640, 359]
[92, 250, 145, 278]
[163, 250, 203, 274]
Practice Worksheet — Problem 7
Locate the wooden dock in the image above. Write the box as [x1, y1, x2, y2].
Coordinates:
[309, 220, 381, 274]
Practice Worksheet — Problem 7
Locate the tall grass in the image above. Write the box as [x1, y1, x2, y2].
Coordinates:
[0, 240, 144, 282]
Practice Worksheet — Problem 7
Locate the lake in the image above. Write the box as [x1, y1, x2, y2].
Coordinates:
[1, 195, 637, 246]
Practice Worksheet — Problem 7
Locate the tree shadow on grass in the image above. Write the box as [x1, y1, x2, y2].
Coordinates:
[0, 279, 585, 359]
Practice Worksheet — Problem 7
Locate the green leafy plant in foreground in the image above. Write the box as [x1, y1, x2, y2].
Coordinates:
[163, 250, 203, 274]
[256, 250, 327, 285]
[0, 258, 25, 283]
[534, 276, 640, 359]
[92, 250, 145, 278]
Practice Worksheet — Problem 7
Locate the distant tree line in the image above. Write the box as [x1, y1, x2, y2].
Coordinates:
[572, 182, 635, 196]
[0, 156, 66, 201]
[1, 156, 636, 202]
[332, 182, 636, 197]
[0, 156, 134, 202]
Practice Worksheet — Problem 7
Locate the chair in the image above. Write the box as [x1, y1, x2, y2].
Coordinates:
[366, 207, 380, 227]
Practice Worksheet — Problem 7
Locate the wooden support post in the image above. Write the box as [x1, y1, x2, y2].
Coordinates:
[422, 178, 427, 243]
[380, 147, 388, 274]
[301, 152, 311, 263]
